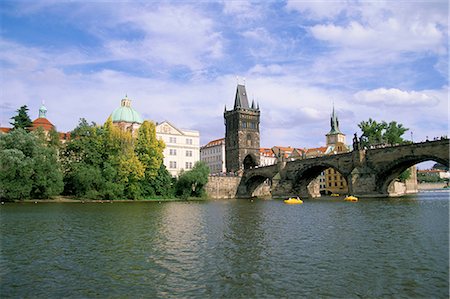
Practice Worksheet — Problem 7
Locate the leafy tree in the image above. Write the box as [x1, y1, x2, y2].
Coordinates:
[10, 105, 33, 131]
[175, 161, 209, 199]
[0, 129, 63, 201]
[358, 118, 409, 147]
[144, 163, 174, 198]
[397, 168, 411, 182]
[118, 148, 145, 200]
[135, 121, 165, 179]
[383, 121, 408, 145]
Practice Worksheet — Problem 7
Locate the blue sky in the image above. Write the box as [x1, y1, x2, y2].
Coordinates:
[1, 0, 448, 149]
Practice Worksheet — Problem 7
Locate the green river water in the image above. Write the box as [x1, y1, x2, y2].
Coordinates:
[1, 191, 448, 298]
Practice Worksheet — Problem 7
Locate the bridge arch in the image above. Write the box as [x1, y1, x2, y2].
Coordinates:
[292, 163, 349, 198]
[242, 174, 273, 198]
[243, 154, 258, 170]
[377, 154, 449, 195]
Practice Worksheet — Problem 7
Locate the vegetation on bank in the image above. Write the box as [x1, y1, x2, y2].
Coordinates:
[0, 106, 209, 202]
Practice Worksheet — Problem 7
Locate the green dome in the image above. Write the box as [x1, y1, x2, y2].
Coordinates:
[111, 97, 143, 124]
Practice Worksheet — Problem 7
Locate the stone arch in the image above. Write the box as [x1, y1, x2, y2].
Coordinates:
[242, 174, 273, 198]
[292, 164, 349, 198]
[377, 154, 449, 195]
[243, 154, 257, 170]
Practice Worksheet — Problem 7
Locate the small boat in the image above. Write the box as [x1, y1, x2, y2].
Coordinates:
[284, 197, 303, 204]
[330, 193, 340, 197]
[344, 195, 358, 202]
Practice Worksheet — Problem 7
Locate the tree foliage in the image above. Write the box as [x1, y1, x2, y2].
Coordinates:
[175, 161, 210, 199]
[358, 118, 409, 147]
[61, 118, 169, 200]
[0, 129, 63, 201]
[10, 105, 33, 131]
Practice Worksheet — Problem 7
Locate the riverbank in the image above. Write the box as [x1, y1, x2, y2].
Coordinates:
[5, 196, 205, 203]
[418, 182, 448, 190]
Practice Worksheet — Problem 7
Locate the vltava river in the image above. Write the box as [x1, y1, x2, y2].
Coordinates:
[1, 191, 448, 298]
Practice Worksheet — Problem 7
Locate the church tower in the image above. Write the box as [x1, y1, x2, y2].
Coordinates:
[224, 84, 260, 173]
[326, 105, 346, 147]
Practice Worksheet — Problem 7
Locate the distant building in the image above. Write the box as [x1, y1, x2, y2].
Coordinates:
[224, 84, 260, 172]
[259, 148, 277, 166]
[111, 96, 143, 136]
[156, 121, 200, 177]
[200, 138, 226, 174]
[0, 103, 70, 142]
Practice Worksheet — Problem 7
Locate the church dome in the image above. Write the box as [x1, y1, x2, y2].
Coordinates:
[111, 96, 143, 124]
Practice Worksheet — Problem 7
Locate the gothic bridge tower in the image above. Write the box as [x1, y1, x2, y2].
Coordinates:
[224, 84, 260, 173]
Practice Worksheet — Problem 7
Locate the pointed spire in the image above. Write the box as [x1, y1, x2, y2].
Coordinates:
[251, 99, 256, 109]
[257, 102, 260, 110]
[224, 105, 227, 112]
[328, 104, 341, 134]
[233, 84, 249, 109]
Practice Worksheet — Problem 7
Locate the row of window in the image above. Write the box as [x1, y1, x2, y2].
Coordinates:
[169, 161, 193, 169]
[242, 121, 258, 129]
[168, 137, 194, 145]
[202, 156, 221, 162]
[169, 149, 193, 157]
[202, 147, 222, 155]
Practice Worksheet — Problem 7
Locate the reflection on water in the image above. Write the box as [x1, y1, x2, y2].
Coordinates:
[1, 192, 448, 298]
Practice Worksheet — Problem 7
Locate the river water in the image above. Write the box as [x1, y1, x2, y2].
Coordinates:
[1, 191, 448, 298]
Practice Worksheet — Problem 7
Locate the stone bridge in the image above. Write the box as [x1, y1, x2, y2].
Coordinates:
[237, 139, 450, 198]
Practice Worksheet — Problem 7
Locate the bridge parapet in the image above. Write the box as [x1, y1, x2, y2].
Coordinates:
[239, 139, 449, 198]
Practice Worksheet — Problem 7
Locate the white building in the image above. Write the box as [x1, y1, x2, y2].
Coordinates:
[156, 121, 200, 177]
[259, 148, 277, 166]
[200, 138, 226, 174]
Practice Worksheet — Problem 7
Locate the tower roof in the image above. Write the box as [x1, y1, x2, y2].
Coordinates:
[327, 105, 342, 135]
[111, 96, 143, 124]
[234, 84, 250, 109]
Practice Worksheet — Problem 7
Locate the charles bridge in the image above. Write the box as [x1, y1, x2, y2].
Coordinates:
[235, 139, 449, 198]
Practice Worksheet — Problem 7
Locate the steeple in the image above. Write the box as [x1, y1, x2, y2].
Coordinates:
[38, 102, 47, 118]
[234, 84, 250, 109]
[328, 105, 341, 135]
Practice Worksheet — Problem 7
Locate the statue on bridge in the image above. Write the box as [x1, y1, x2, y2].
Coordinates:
[353, 133, 360, 151]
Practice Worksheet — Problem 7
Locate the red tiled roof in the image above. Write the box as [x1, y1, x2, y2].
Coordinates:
[203, 137, 225, 148]
[30, 118, 55, 131]
[0, 127, 11, 133]
[306, 146, 327, 154]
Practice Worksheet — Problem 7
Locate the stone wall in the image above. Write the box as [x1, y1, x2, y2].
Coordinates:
[205, 176, 241, 199]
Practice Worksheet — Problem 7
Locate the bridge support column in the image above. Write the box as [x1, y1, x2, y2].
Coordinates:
[348, 166, 385, 197]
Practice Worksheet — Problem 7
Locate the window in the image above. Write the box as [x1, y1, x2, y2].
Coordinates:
[185, 162, 193, 169]
[169, 161, 177, 169]
[169, 137, 177, 143]
[186, 138, 193, 145]
[170, 149, 177, 155]
[242, 121, 247, 128]
[186, 150, 192, 157]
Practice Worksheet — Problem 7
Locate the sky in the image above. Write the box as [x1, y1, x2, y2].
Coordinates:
[0, 0, 448, 150]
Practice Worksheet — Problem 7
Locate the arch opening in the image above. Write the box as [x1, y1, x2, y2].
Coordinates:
[245, 175, 272, 198]
[243, 154, 257, 170]
[379, 156, 449, 196]
[292, 165, 349, 198]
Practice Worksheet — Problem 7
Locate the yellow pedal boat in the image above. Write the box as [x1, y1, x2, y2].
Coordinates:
[344, 195, 358, 202]
[330, 193, 340, 197]
[284, 197, 303, 204]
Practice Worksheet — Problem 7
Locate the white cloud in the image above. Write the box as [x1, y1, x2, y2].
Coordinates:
[310, 18, 444, 54]
[286, 0, 350, 20]
[354, 88, 440, 107]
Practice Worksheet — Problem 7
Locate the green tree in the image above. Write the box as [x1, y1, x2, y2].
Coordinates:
[175, 161, 210, 199]
[10, 105, 33, 131]
[135, 121, 165, 179]
[383, 121, 408, 145]
[0, 129, 63, 201]
[358, 118, 409, 147]
[145, 163, 174, 198]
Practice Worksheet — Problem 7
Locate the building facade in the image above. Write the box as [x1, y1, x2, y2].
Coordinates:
[200, 138, 226, 174]
[224, 84, 260, 173]
[156, 121, 200, 177]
